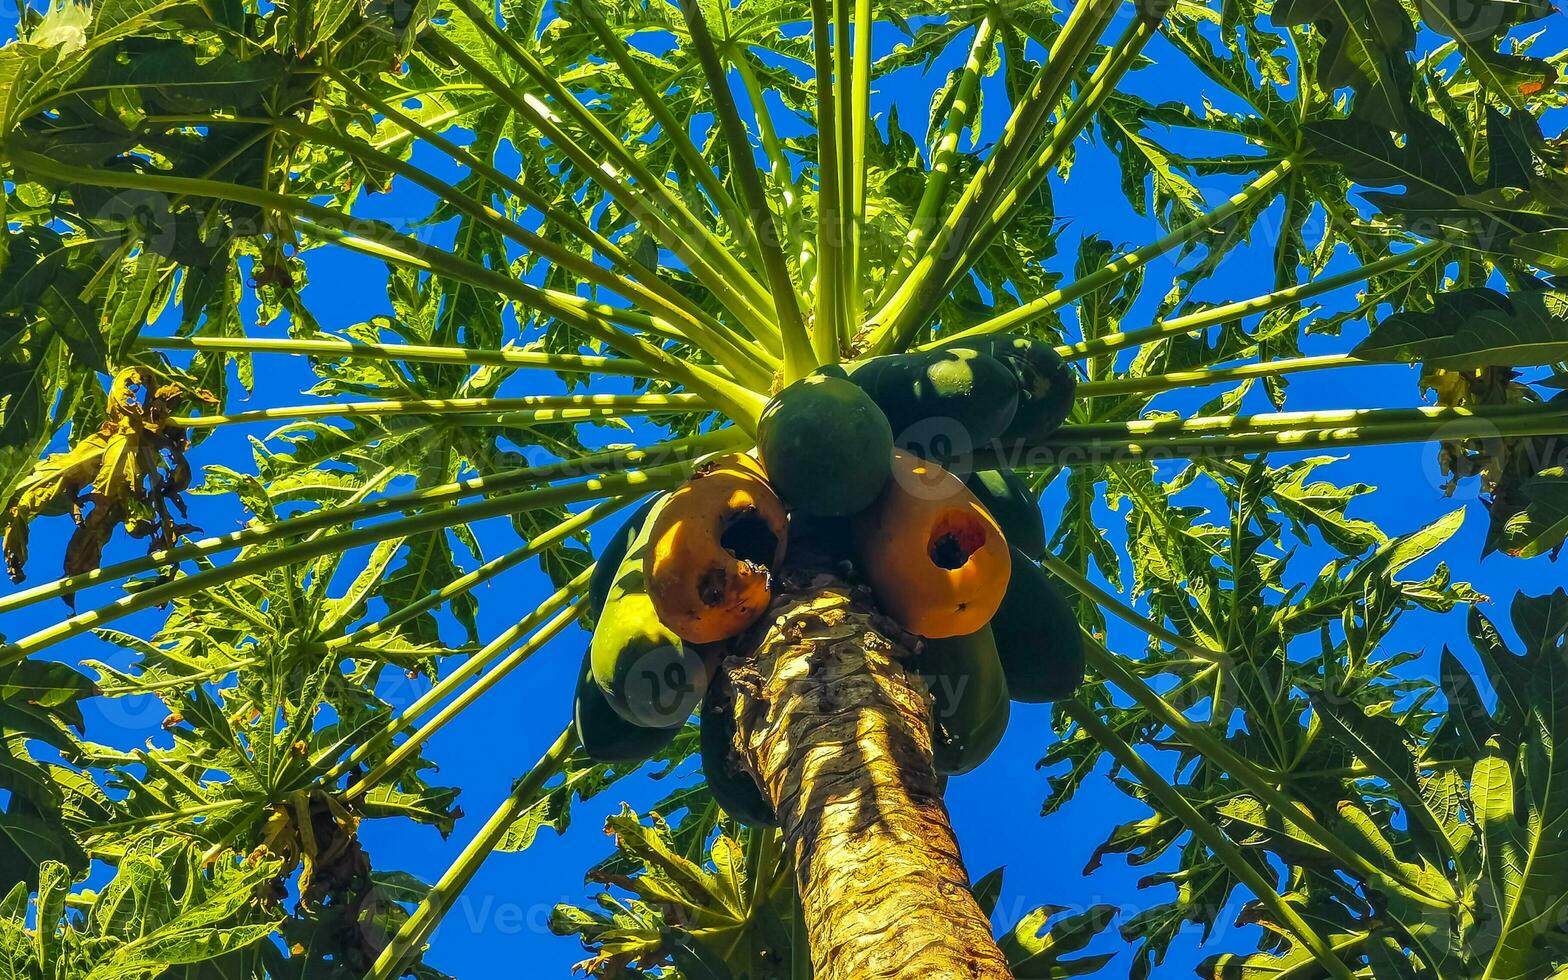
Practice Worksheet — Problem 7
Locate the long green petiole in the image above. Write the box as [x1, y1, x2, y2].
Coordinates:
[1083, 637, 1455, 908]
[0, 467, 693, 663]
[171, 393, 708, 429]
[320, 566, 591, 791]
[1055, 240, 1448, 360]
[8, 152, 523, 314]
[576, 1, 770, 284]
[936, 14, 1161, 296]
[996, 403, 1568, 466]
[847, 0, 872, 334]
[942, 159, 1298, 344]
[418, 32, 781, 348]
[141, 335, 659, 377]
[0, 430, 744, 617]
[295, 111, 776, 385]
[323, 70, 780, 364]
[1055, 401, 1566, 438]
[324, 499, 628, 653]
[141, 111, 775, 383]
[812, 0, 845, 364]
[366, 725, 580, 980]
[439, 0, 779, 322]
[293, 218, 769, 426]
[680, 0, 814, 381]
[324, 538, 552, 652]
[345, 596, 585, 801]
[1075, 353, 1369, 398]
[734, 53, 813, 289]
[885, 17, 996, 287]
[1060, 701, 1362, 980]
[832, 0, 857, 341]
[348, 228, 692, 344]
[1036, 552, 1220, 662]
[867, 0, 1122, 353]
[9, 149, 763, 422]
[287, 217, 682, 342]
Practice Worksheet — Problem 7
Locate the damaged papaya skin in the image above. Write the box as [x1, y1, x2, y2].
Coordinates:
[648, 453, 789, 644]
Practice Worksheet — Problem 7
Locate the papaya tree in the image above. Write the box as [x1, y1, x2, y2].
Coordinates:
[1, 0, 1566, 977]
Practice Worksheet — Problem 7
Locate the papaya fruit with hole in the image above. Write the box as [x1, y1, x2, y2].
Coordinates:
[587, 494, 662, 622]
[964, 468, 1045, 560]
[915, 625, 1010, 775]
[648, 453, 788, 644]
[758, 374, 893, 516]
[948, 334, 1076, 440]
[574, 652, 681, 764]
[990, 547, 1085, 702]
[838, 347, 1018, 466]
[851, 450, 1011, 638]
[592, 495, 710, 728]
[699, 682, 777, 827]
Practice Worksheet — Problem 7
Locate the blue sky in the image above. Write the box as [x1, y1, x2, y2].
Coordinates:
[4, 4, 1567, 977]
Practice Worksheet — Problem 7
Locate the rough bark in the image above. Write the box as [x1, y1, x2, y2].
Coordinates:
[723, 571, 1013, 980]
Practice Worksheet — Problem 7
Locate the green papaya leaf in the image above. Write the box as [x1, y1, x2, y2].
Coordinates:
[1353, 287, 1568, 368]
[1513, 231, 1568, 275]
[0, 805, 87, 891]
[1201, 928, 1370, 980]
[1496, 466, 1568, 559]
[1272, 0, 1413, 129]
[1307, 110, 1568, 270]
[1307, 691, 1459, 862]
[998, 903, 1119, 978]
[1451, 590, 1568, 979]
[972, 866, 1004, 920]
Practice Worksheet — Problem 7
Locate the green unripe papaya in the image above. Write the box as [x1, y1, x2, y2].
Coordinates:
[587, 494, 662, 622]
[951, 335, 1076, 440]
[699, 686, 777, 827]
[758, 375, 893, 517]
[990, 548, 1084, 702]
[574, 652, 681, 764]
[915, 625, 1010, 775]
[964, 469, 1046, 560]
[841, 347, 1019, 466]
[591, 497, 709, 728]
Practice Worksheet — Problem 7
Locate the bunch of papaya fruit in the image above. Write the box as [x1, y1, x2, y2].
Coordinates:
[573, 334, 1085, 826]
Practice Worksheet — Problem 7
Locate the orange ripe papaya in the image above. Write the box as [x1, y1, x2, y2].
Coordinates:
[648, 453, 789, 643]
[851, 450, 1011, 638]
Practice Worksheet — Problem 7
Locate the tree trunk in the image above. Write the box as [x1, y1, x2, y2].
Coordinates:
[723, 571, 1013, 980]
